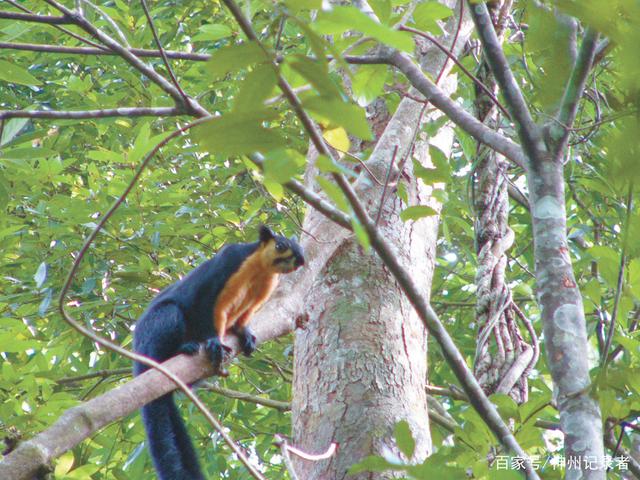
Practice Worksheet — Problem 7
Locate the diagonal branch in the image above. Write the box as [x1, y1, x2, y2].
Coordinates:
[399, 25, 512, 120]
[387, 51, 527, 169]
[248, 153, 352, 230]
[0, 10, 70, 24]
[139, 0, 190, 105]
[552, 28, 599, 161]
[3, 0, 106, 49]
[467, 0, 543, 164]
[49, 116, 265, 480]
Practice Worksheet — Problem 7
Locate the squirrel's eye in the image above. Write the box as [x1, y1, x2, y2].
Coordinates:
[275, 243, 287, 252]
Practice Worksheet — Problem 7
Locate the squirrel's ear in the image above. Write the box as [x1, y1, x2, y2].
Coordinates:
[259, 225, 275, 243]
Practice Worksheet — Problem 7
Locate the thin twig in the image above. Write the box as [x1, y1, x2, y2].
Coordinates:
[333, 148, 384, 186]
[375, 145, 398, 225]
[276, 436, 338, 461]
[201, 382, 291, 411]
[249, 153, 352, 230]
[601, 185, 634, 371]
[79, 0, 130, 47]
[44, 0, 205, 116]
[56, 368, 131, 385]
[274, 435, 301, 480]
[552, 28, 599, 161]
[387, 51, 527, 169]
[140, 0, 190, 105]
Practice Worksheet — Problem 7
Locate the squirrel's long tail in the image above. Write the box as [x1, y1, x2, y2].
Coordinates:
[139, 394, 205, 480]
[133, 303, 204, 480]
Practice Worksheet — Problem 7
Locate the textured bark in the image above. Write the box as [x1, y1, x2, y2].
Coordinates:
[528, 158, 605, 478]
[290, 4, 473, 478]
[469, 3, 606, 476]
[472, 0, 537, 404]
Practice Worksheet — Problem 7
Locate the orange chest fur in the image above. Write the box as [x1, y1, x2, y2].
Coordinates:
[213, 256, 280, 332]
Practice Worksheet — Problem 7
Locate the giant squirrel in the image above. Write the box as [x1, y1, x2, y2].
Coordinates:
[133, 226, 304, 479]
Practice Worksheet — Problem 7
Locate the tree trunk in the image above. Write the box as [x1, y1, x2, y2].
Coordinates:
[291, 5, 472, 478]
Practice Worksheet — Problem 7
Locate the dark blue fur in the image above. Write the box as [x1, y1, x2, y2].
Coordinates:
[133, 242, 259, 480]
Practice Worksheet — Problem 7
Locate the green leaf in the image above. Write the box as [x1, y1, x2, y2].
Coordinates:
[400, 205, 437, 221]
[193, 111, 286, 156]
[369, 0, 392, 24]
[394, 420, 415, 459]
[288, 56, 340, 97]
[284, 0, 322, 12]
[352, 218, 370, 251]
[317, 177, 349, 212]
[303, 96, 372, 140]
[525, 3, 574, 108]
[192, 23, 233, 42]
[316, 155, 355, 177]
[263, 178, 284, 200]
[315, 6, 414, 52]
[34, 262, 47, 288]
[0, 118, 30, 146]
[428, 145, 451, 182]
[129, 123, 151, 163]
[86, 150, 121, 163]
[263, 149, 305, 184]
[38, 289, 52, 317]
[233, 64, 278, 113]
[348, 455, 397, 474]
[412, 146, 450, 185]
[0, 172, 8, 211]
[3, 147, 58, 159]
[206, 42, 269, 80]
[0, 60, 40, 86]
[352, 65, 387, 106]
[289, 19, 331, 70]
[412, 2, 453, 34]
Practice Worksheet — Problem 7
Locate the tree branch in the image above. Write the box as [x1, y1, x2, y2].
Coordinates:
[0, 41, 386, 65]
[0, 41, 210, 60]
[248, 153, 352, 230]
[0, 106, 185, 121]
[552, 28, 599, 161]
[0, 10, 70, 24]
[386, 51, 527, 169]
[399, 25, 511, 120]
[201, 382, 290, 412]
[467, 0, 543, 163]
[139, 0, 190, 104]
[2, 0, 106, 49]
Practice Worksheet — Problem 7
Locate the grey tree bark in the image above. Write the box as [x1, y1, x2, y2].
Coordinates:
[289, 4, 473, 478]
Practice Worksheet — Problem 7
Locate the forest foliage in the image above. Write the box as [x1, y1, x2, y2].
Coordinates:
[1, 0, 640, 478]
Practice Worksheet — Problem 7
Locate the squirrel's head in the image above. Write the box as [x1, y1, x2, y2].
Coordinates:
[258, 225, 305, 274]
